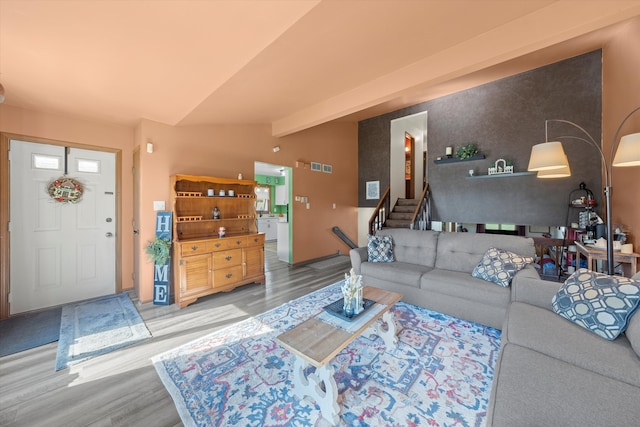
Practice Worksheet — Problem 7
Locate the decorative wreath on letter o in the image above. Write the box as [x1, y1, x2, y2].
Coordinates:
[48, 176, 84, 204]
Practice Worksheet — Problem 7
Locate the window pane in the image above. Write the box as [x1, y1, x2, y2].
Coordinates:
[77, 158, 100, 173]
[32, 154, 61, 170]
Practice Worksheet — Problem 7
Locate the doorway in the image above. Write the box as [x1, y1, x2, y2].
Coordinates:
[254, 161, 292, 263]
[390, 111, 427, 204]
[6, 139, 118, 315]
[405, 132, 415, 199]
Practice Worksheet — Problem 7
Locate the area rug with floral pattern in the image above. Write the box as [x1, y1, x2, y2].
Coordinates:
[152, 283, 501, 426]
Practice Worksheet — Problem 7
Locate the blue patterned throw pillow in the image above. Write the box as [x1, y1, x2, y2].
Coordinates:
[552, 269, 640, 340]
[367, 234, 394, 263]
[471, 247, 534, 287]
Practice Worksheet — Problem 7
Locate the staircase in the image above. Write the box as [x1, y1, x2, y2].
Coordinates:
[369, 184, 431, 235]
[383, 198, 420, 229]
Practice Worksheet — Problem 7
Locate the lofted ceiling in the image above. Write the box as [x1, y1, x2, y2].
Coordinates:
[1, 1, 640, 137]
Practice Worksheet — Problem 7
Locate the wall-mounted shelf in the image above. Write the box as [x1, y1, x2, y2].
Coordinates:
[434, 154, 485, 164]
[466, 171, 535, 179]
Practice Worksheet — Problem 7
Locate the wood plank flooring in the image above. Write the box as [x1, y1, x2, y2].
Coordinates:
[0, 243, 352, 426]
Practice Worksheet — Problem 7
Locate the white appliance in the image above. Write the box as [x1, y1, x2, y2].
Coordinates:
[257, 216, 278, 241]
[277, 219, 289, 263]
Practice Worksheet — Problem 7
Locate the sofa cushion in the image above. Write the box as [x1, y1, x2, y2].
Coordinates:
[626, 308, 640, 358]
[367, 234, 394, 262]
[551, 269, 640, 340]
[376, 228, 439, 267]
[361, 261, 432, 288]
[503, 301, 640, 388]
[471, 247, 534, 287]
[421, 269, 510, 309]
[435, 232, 535, 273]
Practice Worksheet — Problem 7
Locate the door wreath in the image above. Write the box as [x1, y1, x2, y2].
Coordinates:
[48, 176, 84, 204]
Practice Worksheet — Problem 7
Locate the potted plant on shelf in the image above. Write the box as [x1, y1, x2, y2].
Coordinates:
[455, 144, 479, 160]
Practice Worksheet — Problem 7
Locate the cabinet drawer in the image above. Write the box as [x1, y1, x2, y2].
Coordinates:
[208, 239, 227, 251]
[246, 234, 265, 247]
[212, 249, 242, 268]
[227, 237, 246, 249]
[213, 265, 243, 287]
[179, 241, 210, 256]
[208, 237, 245, 251]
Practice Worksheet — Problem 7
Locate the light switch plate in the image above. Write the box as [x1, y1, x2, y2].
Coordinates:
[153, 201, 165, 211]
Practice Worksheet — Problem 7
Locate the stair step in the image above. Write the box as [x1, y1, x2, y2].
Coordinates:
[393, 205, 415, 213]
[389, 212, 413, 220]
[396, 198, 419, 206]
[384, 219, 412, 228]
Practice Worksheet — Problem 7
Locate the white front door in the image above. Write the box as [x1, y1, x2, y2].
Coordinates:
[9, 140, 116, 314]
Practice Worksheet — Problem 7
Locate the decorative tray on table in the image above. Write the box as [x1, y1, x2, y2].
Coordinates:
[322, 298, 375, 322]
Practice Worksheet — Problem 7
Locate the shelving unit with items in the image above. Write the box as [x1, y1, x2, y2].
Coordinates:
[170, 174, 265, 308]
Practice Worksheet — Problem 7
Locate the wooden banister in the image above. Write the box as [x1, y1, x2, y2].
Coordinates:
[409, 183, 431, 231]
[368, 186, 391, 235]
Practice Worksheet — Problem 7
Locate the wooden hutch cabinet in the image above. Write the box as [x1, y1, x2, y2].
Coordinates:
[170, 174, 265, 308]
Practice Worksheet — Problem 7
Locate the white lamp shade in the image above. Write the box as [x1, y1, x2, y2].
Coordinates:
[537, 160, 571, 178]
[528, 141, 569, 171]
[612, 132, 640, 167]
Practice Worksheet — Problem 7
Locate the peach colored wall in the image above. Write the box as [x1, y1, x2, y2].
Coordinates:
[135, 120, 357, 303]
[603, 16, 640, 247]
[0, 104, 136, 292]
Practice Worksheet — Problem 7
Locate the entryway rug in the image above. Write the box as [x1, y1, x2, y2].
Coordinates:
[0, 306, 62, 357]
[152, 282, 501, 426]
[56, 293, 151, 371]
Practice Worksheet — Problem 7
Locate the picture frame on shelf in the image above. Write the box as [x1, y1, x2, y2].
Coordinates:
[322, 164, 333, 174]
[311, 162, 322, 172]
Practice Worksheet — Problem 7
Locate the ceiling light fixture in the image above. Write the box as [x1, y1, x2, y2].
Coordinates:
[527, 107, 640, 275]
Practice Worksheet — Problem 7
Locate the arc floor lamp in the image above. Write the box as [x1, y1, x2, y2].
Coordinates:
[527, 106, 640, 275]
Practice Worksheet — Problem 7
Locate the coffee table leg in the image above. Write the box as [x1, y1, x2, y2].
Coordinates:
[292, 356, 340, 425]
[365, 310, 398, 349]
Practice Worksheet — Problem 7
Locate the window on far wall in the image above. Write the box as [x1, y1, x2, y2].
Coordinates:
[482, 224, 525, 236]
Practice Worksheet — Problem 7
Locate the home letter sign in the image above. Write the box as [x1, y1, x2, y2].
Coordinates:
[153, 211, 172, 305]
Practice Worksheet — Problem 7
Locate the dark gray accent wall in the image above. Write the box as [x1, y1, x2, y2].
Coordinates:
[358, 50, 602, 227]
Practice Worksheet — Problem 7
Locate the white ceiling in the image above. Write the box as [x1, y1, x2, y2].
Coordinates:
[1, 1, 639, 136]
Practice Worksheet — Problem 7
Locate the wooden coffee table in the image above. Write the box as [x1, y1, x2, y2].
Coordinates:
[276, 286, 403, 425]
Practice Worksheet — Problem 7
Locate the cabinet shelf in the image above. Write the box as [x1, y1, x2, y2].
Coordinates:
[569, 202, 597, 209]
[434, 154, 485, 164]
[466, 171, 535, 179]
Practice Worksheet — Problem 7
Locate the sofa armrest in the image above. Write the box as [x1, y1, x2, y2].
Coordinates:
[511, 275, 563, 311]
[349, 247, 368, 275]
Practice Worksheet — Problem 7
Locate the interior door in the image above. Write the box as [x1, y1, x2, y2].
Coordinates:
[9, 140, 116, 314]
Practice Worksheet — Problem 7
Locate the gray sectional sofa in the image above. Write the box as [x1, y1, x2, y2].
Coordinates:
[349, 228, 538, 329]
[487, 272, 640, 426]
[350, 228, 640, 425]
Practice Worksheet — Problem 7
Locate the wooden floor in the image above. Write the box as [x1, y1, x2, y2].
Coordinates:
[0, 243, 352, 426]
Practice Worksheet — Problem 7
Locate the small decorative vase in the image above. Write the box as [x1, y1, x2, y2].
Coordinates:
[342, 268, 363, 318]
[343, 297, 355, 317]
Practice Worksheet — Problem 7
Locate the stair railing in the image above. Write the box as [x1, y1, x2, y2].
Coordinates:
[368, 186, 391, 235]
[410, 183, 431, 230]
